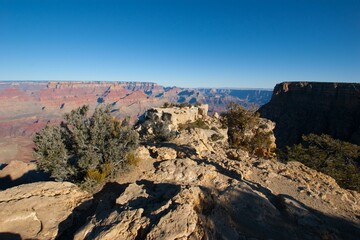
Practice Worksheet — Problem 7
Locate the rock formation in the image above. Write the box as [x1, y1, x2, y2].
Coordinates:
[258, 82, 360, 148]
[1, 104, 359, 239]
[0, 81, 271, 163]
[136, 104, 209, 134]
[0, 182, 91, 239]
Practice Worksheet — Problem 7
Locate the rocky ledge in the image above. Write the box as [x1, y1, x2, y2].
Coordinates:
[1, 105, 359, 240]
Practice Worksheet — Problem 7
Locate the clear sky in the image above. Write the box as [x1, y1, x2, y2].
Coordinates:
[0, 0, 359, 88]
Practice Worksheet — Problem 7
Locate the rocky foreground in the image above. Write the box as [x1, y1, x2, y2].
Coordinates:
[0, 105, 359, 240]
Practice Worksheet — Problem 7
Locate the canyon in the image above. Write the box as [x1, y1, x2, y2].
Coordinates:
[0, 81, 271, 163]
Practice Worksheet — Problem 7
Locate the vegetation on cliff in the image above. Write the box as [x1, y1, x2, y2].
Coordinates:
[283, 134, 360, 191]
[33, 105, 139, 190]
[221, 102, 275, 157]
[178, 118, 210, 131]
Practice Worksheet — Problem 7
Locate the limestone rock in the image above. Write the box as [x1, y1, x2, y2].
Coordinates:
[134, 145, 151, 161]
[154, 158, 217, 184]
[2, 101, 360, 240]
[148, 146, 177, 160]
[74, 208, 148, 240]
[0, 181, 91, 240]
[226, 148, 249, 160]
[136, 104, 209, 136]
[74, 181, 203, 240]
[145, 187, 202, 240]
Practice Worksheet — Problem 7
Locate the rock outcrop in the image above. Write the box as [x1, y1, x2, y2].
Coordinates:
[136, 104, 209, 133]
[1, 107, 360, 239]
[67, 133, 360, 239]
[0, 182, 91, 239]
[258, 82, 360, 147]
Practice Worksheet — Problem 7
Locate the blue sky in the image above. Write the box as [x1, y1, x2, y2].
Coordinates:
[0, 0, 359, 88]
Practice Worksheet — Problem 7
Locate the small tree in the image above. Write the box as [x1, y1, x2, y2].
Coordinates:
[285, 134, 360, 191]
[221, 103, 259, 147]
[33, 105, 139, 189]
[221, 102, 274, 157]
[136, 109, 176, 142]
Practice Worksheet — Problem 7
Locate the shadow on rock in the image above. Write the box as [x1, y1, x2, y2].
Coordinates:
[145, 141, 197, 159]
[197, 180, 360, 240]
[132, 180, 182, 239]
[56, 182, 129, 240]
[195, 158, 242, 182]
[56, 180, 181, 240]
[0, 169, 50, 190]
[0, 232, 22, 240]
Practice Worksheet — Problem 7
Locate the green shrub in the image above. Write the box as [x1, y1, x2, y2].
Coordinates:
[221, 102, 275, 158]
[285, 134, 360, 191]
[162, 102, 200, 109]
[178, 119, 209, 131]
[136, 109, 176, 142]
[33, 105, 139, 190]
[210, 133, 224, 142]
[162, 102, 170, 108]
[152, 120, 176, 142]
[86, 169, 107, 183]
[126, 152, 142, 167]
[221, 102, 260, 149]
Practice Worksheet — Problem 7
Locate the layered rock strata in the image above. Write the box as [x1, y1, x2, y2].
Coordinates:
[258, 82, 360, 147]
[0, 81, 271, 163]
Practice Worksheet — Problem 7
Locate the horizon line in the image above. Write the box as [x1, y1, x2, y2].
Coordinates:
[0, 80, 274, 90]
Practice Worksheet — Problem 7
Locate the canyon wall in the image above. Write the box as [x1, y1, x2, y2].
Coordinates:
[258, 82, 360, 148]
[0, 81, 271, 163]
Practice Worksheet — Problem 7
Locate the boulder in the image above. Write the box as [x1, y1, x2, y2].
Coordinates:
[0, 182, 91, 240]
[137, 104, 209, 135]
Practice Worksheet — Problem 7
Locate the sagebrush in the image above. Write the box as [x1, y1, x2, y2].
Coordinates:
[33, 105, 139, 190]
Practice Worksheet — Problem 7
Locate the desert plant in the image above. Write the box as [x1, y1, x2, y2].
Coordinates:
[162, 102, 170, 108]
[33, 104, 139, 189]
[221, 102, 275, 157]
[178, 118, 209, 131]
[210, 133, 224, 142]
[152, 120, 176, 142]
[285, 134, 360, 191]
[136, 109, 176, 142]
[221, 102, 260, 148]
[126, 152, 142, 167]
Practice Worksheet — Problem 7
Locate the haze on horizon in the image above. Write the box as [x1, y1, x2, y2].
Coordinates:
[0, 0, 359, 88]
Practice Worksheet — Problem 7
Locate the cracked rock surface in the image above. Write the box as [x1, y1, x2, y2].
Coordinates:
[1, 113, 360, 240]
[0, 182, 91, 239]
